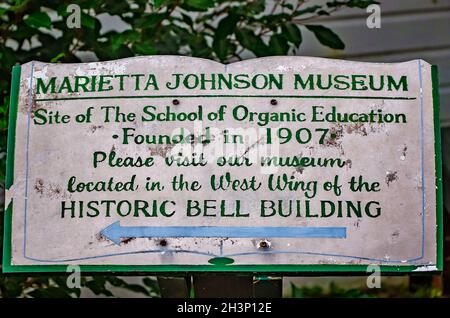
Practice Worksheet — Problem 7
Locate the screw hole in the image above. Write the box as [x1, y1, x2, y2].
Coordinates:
[258, 240, 271, 249]
[270, 99, 278, 105]
[172, 99, 180, 105]
[159, 239, 168, 247]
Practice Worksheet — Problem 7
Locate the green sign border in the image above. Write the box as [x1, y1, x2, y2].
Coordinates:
[2, 64, 443, 274]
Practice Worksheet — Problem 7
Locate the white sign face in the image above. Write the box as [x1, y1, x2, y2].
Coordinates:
[4, 56, 442, 272]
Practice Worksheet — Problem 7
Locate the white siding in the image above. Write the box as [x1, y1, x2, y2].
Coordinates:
[296, 0, 450, 125]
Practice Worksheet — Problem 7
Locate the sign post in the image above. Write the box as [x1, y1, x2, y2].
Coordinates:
[3, 56, 442, 274]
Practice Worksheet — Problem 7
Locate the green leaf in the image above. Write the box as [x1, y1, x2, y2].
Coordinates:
[186, 33, 212, 58]
[50, 52, 65, 63]
[185, 0, 215, 10]
[281, 3, 294, 10]
[133, 42, 156, 55]
[110, 34, 126, 51]
[105, 276, 127, 287]
[213, 38, 230, 61]
[28, 287, 73, 298]
[154, 0, 166, 9]
[52, 277, 81, 298]
[327, 0, 379, 9]
[215, 11, 239, 39]
[3, 277, 27, 298]
[81, 13, 97, 30]
[281, 23, 302, 47]
[269, 34, 289, 55]
[305, 24, 345, 50]
[235, 28, 268, 57]
[347, 0, 379, 8]
[24, 12, 52, 29]
[180, 13, 194, 27]
[136, 13, 165, 29]
[295, 5, 322, 16]
[318, 10, 331, 15]
[246, 0, 266, 14]
[109, 30, 140, 51]
[143, 277, 160, 293]
[85, 278, 114, 297]
[213, 11, 239, 61]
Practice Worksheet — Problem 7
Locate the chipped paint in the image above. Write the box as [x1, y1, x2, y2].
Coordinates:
[5, 56, 440, 272]
[412, 265, 438, 272]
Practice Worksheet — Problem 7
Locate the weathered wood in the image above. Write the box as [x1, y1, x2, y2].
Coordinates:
[193, 275, 253, 298]
[157, 276, 191, 298]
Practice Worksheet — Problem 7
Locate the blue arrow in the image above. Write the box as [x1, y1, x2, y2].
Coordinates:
[101, 221, 346, 245]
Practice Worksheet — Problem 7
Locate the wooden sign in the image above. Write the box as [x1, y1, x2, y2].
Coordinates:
[3, 56, 442, 273]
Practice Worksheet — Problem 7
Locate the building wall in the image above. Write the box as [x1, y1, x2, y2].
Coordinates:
[297, 0, 450, 126]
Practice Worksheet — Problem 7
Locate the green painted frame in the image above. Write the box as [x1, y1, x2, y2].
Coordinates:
[2, 64, 443, 274]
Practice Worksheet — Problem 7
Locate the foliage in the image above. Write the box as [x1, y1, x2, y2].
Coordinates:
[0, 275, 159, 298]
[291, 282, 374, 298]
[290, 282, 443, 298]
[0, 0, 376, 297]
